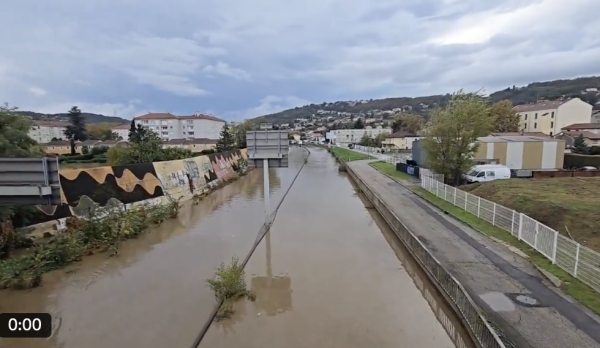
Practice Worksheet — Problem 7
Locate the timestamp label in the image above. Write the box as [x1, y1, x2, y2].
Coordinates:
[0, 313, 52, 338]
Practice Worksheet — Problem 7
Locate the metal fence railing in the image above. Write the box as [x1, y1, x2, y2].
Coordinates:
[352, 145, 409, 164]
[346, 165, 506, 348]
[420, 173, 600, 294]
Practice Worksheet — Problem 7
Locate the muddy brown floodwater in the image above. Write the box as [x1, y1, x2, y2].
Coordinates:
[0, 147, 472, 348]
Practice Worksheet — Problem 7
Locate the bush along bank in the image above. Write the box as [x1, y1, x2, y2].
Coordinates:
[0, 157, 251, 290]
[0, 198, 182, 289]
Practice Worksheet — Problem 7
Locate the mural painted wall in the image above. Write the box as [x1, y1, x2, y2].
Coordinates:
[36, 149, 248, 223]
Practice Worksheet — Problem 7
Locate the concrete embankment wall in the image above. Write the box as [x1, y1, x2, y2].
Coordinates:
[25, 149, 248, 236]
[330, 152, 504, 348]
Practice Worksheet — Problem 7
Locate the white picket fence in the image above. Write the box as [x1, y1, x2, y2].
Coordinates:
[420, 173, 600, 293]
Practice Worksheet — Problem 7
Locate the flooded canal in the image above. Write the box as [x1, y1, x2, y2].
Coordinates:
[1, 147, 468, 348]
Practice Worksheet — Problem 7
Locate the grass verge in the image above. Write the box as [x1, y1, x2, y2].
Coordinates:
[412, 187, 600, 316]
[207, 256, 256, 321]
[369, 162, 415, 183]
[330, 147, 374, 162]
[368, 163, 600, 316]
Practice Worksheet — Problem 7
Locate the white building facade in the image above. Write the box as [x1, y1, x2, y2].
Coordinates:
[112, 124, 130, 140]
[514, 98, 592, 136]
[331, 127, 392, 146]
[28, 120, 69, 143]
[134, 112, 226, 140]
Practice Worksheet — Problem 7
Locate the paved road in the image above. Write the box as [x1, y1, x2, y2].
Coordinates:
[347, 159, 600, 348]
[0, 147, 463, 348]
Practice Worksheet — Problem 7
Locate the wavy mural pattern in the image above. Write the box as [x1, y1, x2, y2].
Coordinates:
[36, 149, 248, 221]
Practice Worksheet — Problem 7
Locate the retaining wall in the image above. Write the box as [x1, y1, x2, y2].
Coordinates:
[25, 149, 248, 236]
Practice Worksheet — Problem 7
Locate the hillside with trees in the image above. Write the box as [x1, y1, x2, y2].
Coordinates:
[252, 76, 600, 124]
[16, 110, 128, 124]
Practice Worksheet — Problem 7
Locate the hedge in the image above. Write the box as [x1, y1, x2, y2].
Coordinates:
[564, 153, 600, 168]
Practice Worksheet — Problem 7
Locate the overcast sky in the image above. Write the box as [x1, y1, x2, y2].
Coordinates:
[1, 0, 599, 120]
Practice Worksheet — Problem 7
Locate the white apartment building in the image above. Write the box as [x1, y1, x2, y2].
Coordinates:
[112, 124, 130, 140]
[28, 120, 69, 143]
[331, 127, 392, 146]
[513, 98, 592, 136]
[134, 112, 226, 140]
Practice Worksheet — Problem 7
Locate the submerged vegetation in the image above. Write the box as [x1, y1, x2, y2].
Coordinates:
[207, 256, 256, 321]
[0, 197, 182, 289]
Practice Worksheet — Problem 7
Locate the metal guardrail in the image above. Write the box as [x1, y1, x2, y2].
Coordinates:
[0, 157, 61, 205]
[420, 174, 600, 294]
[346, 165, 506, 348]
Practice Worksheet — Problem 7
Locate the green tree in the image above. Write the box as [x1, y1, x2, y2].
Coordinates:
[216, 122, 236, 152]
[358, 134, 370, 146]
[353, 118, 364, 129]
[0, 103, 43, 158]
[394, 114, 424, 134]
[572, 134, 589, 154]
[422, 90, 493, 185]
[128, 119, 149, 144]
[63, 106, 88, 155]
[490, 100, 520, 133]
[231, 120, 255, 148]
[107, 131, 163, 165]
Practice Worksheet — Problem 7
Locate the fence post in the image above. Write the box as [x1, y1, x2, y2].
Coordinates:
[477, 197, 481, 218]
[436, 181, 439, 197]
[551, 231, 558, 264]
[453, 187, 457, 206]
[518, 213, 523, 240]
[444, 185, 447, 201]
[492, 203, 497, 226]
[511, 210, 516, 235]
[574, 244, 580, 277]
[464, 193, 468, 211]
[534, 221, 539, 249]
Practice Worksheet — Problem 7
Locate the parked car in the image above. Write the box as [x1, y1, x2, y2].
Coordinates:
[464, 165, 511, 183]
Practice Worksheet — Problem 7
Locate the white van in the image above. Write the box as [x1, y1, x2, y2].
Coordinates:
[465, 165, 511, 183]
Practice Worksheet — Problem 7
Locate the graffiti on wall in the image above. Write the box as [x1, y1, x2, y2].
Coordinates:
[35, 149, 248, 222]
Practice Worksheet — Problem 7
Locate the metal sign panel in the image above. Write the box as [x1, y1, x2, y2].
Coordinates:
[246, 130, 289, 168]
[0, 157, 62, 206]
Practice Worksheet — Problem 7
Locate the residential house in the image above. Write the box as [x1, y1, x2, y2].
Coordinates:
[134, 112, 225, 141]
[592, 110, 600, 123]
[163, 138, 218, 152]
[28, 120, 69, 143]
[331, 127, 392, 146]
[555, 123, 600, 147]
[112, 124, 130, 140]
[382, 130, 421, 150]
[42, 140, 77, 155]
[513, 98, 593, 136]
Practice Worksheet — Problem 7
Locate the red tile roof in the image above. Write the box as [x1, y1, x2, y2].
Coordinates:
[513, 100, 567, 112]
[32, 120, 70, 127]
[562, 123, 600, 130]
[135, 113, 178, 120]
[134, 112, 225, 122]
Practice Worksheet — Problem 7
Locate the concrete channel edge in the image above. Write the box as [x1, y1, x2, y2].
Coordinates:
[336, 155, 506, 348]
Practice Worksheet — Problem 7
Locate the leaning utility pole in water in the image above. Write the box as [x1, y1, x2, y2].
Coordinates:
[246, 125, 290, 223]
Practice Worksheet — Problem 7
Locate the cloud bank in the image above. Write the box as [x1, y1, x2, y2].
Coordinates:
[1, 0, 599, 120]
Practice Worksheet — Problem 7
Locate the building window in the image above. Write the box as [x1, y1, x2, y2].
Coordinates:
[534, 123, 537, 129]
[551, 112, 554, 118]
[550, 122, 554, 128]
[524, 114, 528, 120]
[535, 113, 538, 119]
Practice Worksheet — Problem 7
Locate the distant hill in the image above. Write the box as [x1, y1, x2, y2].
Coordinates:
[252, 76, 600, 124]
[16, 111, 129, 124]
